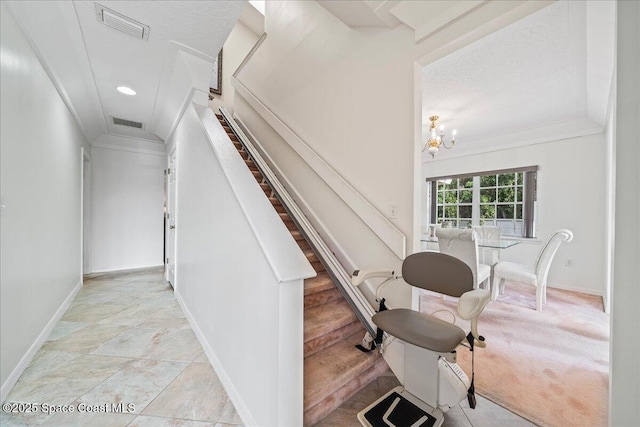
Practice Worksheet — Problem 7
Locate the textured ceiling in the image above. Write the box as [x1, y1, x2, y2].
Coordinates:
[72, 0, 245, 142]
[421, 0, 613, 156]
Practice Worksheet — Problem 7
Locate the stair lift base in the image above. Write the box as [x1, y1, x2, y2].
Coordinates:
[357, 386, 442, 427]
[357, 343, 469, 427]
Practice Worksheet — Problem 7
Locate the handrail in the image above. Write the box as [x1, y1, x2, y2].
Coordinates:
[219, 107, 377, 337]
[231, 33, 406, 260]
[198, 106, 316, 283]
[233, 32, 267, 78]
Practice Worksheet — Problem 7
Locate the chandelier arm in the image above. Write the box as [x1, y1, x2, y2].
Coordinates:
[441, 139, 455, 149]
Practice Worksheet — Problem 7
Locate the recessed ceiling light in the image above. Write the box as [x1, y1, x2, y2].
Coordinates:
[117, 86, 136, 96]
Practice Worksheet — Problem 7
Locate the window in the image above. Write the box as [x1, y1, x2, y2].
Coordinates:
[428, 167, 537, 238]
[435, 177, 474, 229]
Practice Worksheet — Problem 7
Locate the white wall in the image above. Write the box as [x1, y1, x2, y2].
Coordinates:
[0, 3, 88, 395]
[610, 0, 640, 424]
[90, 136, 166, 272]
[422, 133, 608, 296]
[209, 21, 260, 115]
[170, 103, 312, 426]
[234, 1, 422, 308]
[234, 96, 410, 308]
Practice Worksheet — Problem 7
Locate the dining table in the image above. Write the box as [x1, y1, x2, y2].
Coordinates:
[420, 236, 521, 266]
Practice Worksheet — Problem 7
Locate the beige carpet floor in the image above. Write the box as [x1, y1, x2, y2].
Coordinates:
[420, 283, 609, 427]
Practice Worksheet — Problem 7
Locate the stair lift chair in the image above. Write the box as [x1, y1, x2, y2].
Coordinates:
[352, 252, 491, 427]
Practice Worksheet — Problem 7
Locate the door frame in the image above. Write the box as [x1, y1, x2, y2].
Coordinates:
[81, 147, 91, 278]
[165, 147, 178, 288]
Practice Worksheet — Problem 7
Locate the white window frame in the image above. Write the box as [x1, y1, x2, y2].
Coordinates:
[427, 166, 538, 238]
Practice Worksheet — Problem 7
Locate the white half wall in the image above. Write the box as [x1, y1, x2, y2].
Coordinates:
[422, 132, 608, 296]
[0, 3, 87, 392]
[170, 103, 312, 426]
[209, 21, 259, 115]
[89, 137, 166, 273]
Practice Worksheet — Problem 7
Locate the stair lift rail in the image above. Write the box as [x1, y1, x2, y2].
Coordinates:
[218, 107, 377, 338]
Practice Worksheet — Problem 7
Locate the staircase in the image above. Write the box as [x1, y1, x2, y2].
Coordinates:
[215, 113, 388, 426]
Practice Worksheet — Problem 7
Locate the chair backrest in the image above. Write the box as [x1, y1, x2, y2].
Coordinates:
[535, 229, 574, 284]
[436, 228, 481, 287]
[402, 252, 473, 297]
[473, 225, 501, 241]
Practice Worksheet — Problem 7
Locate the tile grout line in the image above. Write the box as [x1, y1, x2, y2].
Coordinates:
[6, 269, 227, 427]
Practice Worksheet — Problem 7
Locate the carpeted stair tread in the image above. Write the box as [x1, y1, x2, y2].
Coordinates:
[304, 299, 357, 344]
[304, 272, 335, 295]
[297, 239, 311, 250]
[244, 159, 258, 171]
[279, 212, 294, 223]
[259, 182, 271, 192]
[284, 220, 298, 231]
[303, 330, 385, 412]
[304, 286, 342, 310]
[305, 357, 389, 427]
[273, 203, 287, 213]
[311, 260, 325, 272]
[304, 320, 363, 358]
[290, 229, 305, 241]
[305, 356, 388, 426]
[302, 247, 319, 264]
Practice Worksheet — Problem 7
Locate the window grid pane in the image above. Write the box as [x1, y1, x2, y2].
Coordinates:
[431, 169, 535, 237]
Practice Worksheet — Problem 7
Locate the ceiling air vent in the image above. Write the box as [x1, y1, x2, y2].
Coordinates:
[95, 3, 150, 41]
[112, 117, 144, 129]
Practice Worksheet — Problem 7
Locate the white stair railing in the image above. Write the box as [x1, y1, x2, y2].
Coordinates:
[219, 107, 378, 336]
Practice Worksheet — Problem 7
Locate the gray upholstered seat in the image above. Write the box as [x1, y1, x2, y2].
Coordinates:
[373, 308, 466, 353]
[371, 252, 474, 353]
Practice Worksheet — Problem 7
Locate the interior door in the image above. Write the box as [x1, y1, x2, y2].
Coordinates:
[82, 150, 91, 275]
[166, 149, 177, 287]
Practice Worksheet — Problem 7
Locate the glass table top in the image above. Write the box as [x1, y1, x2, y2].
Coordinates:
[420, 237, 521, 249]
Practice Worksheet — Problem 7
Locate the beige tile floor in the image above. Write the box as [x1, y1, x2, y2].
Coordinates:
[1, 267, 242, 427]
[2, 267, 533, 427]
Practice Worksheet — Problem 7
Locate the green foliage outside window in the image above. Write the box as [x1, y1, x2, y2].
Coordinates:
[433, 170, 530, 236]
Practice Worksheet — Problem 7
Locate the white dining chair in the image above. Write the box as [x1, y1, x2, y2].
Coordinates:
[491, 229, 573, 311]
[473, 225, 502, 241]
[473, 225, 502, 265]
[436, 228, 491, 290]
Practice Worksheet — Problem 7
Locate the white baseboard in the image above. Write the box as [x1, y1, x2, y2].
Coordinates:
[1, 279, 83, 403]
[547, 282, 606, 311]
[88, 264, 165, 274]
[547, 281, 604, 297]
[174, 290, 256, 427]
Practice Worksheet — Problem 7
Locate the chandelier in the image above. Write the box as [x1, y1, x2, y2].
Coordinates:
[422, 115, 456, 158]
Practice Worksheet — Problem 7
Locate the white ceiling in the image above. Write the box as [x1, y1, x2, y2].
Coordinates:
[73, 1, 245, 143]
[8, 0, 246, 145]
[10, 0, 613, 155]
[421, 0, 615, 159]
